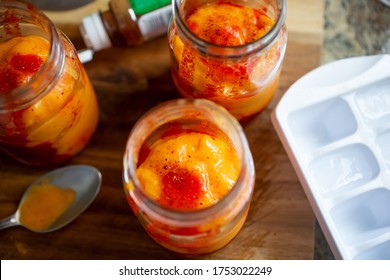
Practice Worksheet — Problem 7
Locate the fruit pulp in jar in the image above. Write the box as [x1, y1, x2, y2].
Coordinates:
[125, 120, 250, 254]
[169, 1, 286, 121]
[0, 35, 99, 166]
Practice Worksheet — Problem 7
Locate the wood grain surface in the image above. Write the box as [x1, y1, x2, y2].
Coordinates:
[0, 0, 323, 260]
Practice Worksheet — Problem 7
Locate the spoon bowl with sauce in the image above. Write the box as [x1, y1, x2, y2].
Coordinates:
[0, 165, 101, 233]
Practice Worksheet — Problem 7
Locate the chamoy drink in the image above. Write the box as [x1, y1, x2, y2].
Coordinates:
[169, 0, 287, 122]
[123, 99, 255, 255]
[0, 1, 99, 166]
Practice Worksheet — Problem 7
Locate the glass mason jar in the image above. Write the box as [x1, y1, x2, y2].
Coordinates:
[168, 0, 287, 122]
[0, 1, 99, 166]
[123, 99, 255, 255]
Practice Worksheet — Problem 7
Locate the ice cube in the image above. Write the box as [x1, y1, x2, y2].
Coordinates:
[310, 144, 379, 193]
[356, 79, 390, 123]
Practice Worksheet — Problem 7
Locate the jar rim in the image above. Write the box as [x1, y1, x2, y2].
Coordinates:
[123, 98, 255, 226]
[173, 0, 287, 58]
[0, 0, 65, 111]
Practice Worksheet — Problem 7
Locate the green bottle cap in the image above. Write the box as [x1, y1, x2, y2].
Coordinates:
[129, 0, 171, 15]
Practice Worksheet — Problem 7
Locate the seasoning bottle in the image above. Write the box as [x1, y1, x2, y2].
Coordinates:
[123, 99, 255, 254]
[168, 0, 287, 122]
[0, 1, 99, 166]
[80, 0, 172, 52]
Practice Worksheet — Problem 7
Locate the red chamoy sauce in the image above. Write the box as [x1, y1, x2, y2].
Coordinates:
[160, 168, 204, 210]
[0, 54, 43, 93]
[11, 54, 43, 74]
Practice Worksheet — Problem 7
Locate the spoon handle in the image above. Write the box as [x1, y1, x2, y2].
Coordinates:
[0, 213, 19, 230]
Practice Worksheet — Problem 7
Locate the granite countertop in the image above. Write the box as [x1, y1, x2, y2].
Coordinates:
[314, 0, 390, 260]
[322, 0, 390, 63]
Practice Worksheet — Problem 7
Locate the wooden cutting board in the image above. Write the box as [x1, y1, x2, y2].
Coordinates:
[0, 0, 323, 259]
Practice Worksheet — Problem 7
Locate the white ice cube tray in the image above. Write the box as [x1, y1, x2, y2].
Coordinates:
[272, 55, 390, 260]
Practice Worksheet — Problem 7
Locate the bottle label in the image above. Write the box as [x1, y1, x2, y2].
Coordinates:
[129, 0, 171, 15]
[138, 5, 172, 41]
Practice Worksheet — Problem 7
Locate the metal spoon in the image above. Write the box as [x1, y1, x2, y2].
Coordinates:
[0, 164, 101, 233]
